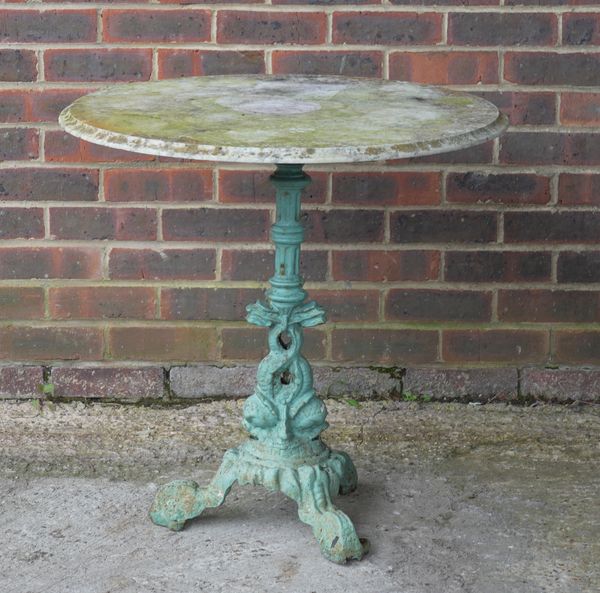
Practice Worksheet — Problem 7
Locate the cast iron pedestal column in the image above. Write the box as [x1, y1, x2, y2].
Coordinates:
[149, 164, 369, 564]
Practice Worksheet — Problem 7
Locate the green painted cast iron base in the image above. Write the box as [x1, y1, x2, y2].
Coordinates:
[149, 164, 368, 564]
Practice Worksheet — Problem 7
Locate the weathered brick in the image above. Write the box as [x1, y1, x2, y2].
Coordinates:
[158, 49, 265, 78]
[0, 247, 101, 280]
[161, 287, 262, 321]
[333, 12, 442, 45]
[30, 89, 90, 122]
[443, 330, 549, 363]
[498, 290, 600, 323]
[272, 51, 382, 77]
[109, 327, 218, 362]
[217, 11, 326, 44]
[49, 287, 156, 320]
[0, 288, 44, 320]
[554, 331, 600, 365]
[221, 249, 327, 281]
[332, 329, 438, 364]
[500, 132, 600, 166]
[405, 141, 494, 165]
[310, 289, 379, 322]
[0, 49, 37, 82]
[521, 367, 600, 402]
[218, 169, 326, 204]
[104, 169, 212, 202]
[51, 366, 164, 400]
[448, 13, 556, 46]
[391, 211, 497, 244]
[0, 327, 103, 361]
[0, 91, 25, 122]
[163, 208, 269, 242]
[109, 248, 216, 280]
[445, 251, 552, 283]
[0, 128, 38, 161]
[332, 250, 440, 282]
[170, 365, 257, 399]
[504, 211, 600, 243]
[45, 49, 152, 82]
[504, 52, 600, 86]
[563, 13, 600, 45]
[558, 173, 600, 206]
[446, 172, 550, 205]
[221, 327, 325, 361]
[390, 51, 498, 84]
[557, 252, 600, 283]
[0, 208, 44, 239]
[0, 365, 44, 398]
[50, 207, 157, 241]
[332, 172, 440, 206]
[560, 92, 600, 125]
[45, 131, 154, 163]
[386, 289, 492, 322]
[0, 168, 98, 201]
[304, 209, 384, 243]
[474, 91, 556, 125]
[404, 368, 518, 402]
[103, 9, 210, 43]
[0, 9, 96, 42]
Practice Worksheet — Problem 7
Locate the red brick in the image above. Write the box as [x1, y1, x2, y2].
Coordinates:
[161, 287, 262, 321]
[554, 331, 600, 365]
[560, 92, 600, 125]
[0, 49, 37, 82]
[0, 128, 38, 161]
[499, 290, 600, 323]
[218, 169, 326, 204]
[404, 141, 494, 165]
[272, 51, 382, 77]
[0, 90, 25, 122]
[0, 9, 96, 42]
[50, 207, 157, 241]
[103, 9, 210, 43]
[0, 326, 103, 361]
[217, 11, 326, 44]
[504, 52, 600, 86]
[563, 13, 600, 45]
[448, 13, 557, 46]
[0, 365, 44, 398]
[391, 210, 497, 244]
[310, 290, 379, 322]
[446, 172, 551, 205]
[109, 248, 216, 280]
[333, 12, 442, 45]
[158, 49, 264, 78]
[557, 252, 600, 283]
[45, 131, 154, 163]
[391, 0, 499, 4]
[30, 88, 92, 122]
[221, 327, 325, 361]
[221, 249, 327, 282]
[474, 91, 556, 125]
[445, 251, 552, 283]
[332, 329, 439, 364]
[104, 169, 212, 202]
[0, 288, 44, 320]
[304, 209, 384, 243]
[0, 247, 101, 280]
[163, 208, 269, 242]
[49, 287, 156, 320]
[332, 250, 440, 282]
[443, 330, 548, 363]
[109, 327, 217, 362]
[275, 0, 375, 4]
[51, 366, 164, 400]
[558, 173, 600, 206]
[0, 208, 44, 239]
[45, 49, 152, 82]
[390, 51, 498, 84]
[504, 211, 600, 244]
[0, 168, 98, 201]
[521, 368, 600, 403]
[332, 172, 440, 206]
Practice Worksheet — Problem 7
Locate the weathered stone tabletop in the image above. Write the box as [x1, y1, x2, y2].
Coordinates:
[59, 75, 507, 565]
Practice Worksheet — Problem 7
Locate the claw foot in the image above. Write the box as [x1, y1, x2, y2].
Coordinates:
[149, 479, 202, 530]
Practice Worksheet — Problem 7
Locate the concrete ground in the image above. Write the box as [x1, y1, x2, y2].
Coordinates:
[1, 399, 598, 593]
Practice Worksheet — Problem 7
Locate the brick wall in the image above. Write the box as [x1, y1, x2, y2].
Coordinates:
[1, 1, 599, 402]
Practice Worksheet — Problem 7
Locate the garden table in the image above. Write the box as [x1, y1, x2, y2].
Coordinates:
[60, 75, 507, 564]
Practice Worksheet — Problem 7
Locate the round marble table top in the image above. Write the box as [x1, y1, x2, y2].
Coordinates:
[59, 75, 508, 164]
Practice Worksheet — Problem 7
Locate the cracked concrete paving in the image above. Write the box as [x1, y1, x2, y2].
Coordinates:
[1, 399, 599, 593]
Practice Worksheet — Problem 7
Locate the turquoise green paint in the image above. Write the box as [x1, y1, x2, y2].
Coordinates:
[150, 165, 368, 564]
